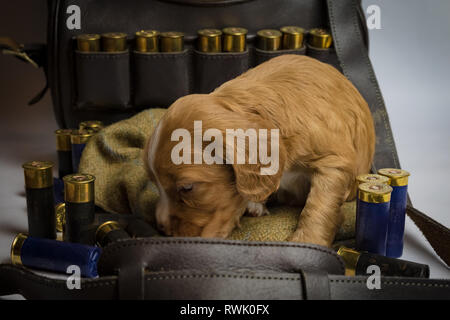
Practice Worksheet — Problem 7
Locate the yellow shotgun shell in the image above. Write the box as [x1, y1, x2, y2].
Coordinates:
[11, 233, 28, 265]
[70, 129, 96, 145]
[356, 173, 390, 186]
[77, 34, 101, 52]
[101, 32, 127, 52]
[96, 221, 121, 245]
[377, 168, 410, 187]
[358, 182, 393, 204]
[160, 31, 184, 52]
[337, 246, 361, 276]
[55, 202, 66, 232]
[55, 129, 73, 152]
[79, 120, 104, 132]
[197, 28, 222, 52]
[135, 30, 159, 52]
[22, 161, 54, 189]
[63, 173, 95, 203]
[308, 28, 333, 49]
[280, 26, 305, 50]
[222, 27, 247, 52]
[256, 29, 282, 51]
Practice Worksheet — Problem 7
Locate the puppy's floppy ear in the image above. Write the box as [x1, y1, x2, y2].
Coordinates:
[229, 128, 285, 203]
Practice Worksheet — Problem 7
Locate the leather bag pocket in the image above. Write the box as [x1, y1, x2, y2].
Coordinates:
[306, 45, 341, 71]
[75, 50, 130, 110]
[253, 46, 306, 66]
[132, 49, 192, 108]
[193, 50, 249, 94]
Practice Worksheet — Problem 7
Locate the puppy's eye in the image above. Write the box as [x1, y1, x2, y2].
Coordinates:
[177, 183, 194, 192]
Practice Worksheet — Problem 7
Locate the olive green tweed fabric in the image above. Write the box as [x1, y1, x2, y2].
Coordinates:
[79, 109, 356, 242]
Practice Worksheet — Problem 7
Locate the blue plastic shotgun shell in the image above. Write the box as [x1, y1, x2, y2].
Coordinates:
[378, 168, 410, 258]
[356, 182, 393, 255]
[11, 233, 101, 278]
[355, 174, 390, 246]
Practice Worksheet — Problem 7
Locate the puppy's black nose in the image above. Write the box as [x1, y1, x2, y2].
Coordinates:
[157, 222, 172, 236]
[157, 222, 165, 232]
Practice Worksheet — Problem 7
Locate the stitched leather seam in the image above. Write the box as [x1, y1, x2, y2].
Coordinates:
[146, 273, 300, 281]
[134, 51, 191, 60]
[105, 239, 336, 253]
[349, 0, 398, 169]
[197, 55, 249, 61]
[330, 278, 449, 287]
[327, 3, 345, 74]
[102, 239, 345, 274]
[77, 53, 129, 60]
[0, 265, 116, 289]
[194, 50, 248, 59]
[255, 50, 306, 58]
[328, 0, 399, 170]
[306, 44, 330, 53]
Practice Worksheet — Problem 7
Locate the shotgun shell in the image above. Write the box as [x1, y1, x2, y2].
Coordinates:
[197, 28, 222, 52]
[355, 174, 389, 249]
[101, 32, 127, 52]
[79, 120, 104, 132]
[280, 26, 305, 50]
[256, 29, 282, 51]
[356, 173, 390, 186]
[96, 221, 131, 247]
[337, 247, 360, 276]
[308, 28, 333, 49]
[356, 182, 392, 255]
[63, 174, 96, 244]
[55, 202, 66, 233]
[11, 233, 101, 278]
[76, 34, 101, 52]
[126, 218, 160, 238]
[135, 30, 159, 52]
[22, 161, 56, 239]
[377, 168, 410, 258]
[222, 27, 247, 52]
[70, 129, 95, 173]
[160, 31, 184, 52]
[55, 129, 74, 178]
[337, 246, 429, 278]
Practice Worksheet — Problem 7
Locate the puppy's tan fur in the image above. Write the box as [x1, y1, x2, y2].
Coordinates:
[144, 55, 375, 247]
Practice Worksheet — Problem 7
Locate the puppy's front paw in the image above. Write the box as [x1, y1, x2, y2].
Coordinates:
[245, 201, 270, 217]
[287, 229, 331, 247]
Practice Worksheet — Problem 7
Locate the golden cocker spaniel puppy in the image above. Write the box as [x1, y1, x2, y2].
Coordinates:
[144, 55, 375, 247]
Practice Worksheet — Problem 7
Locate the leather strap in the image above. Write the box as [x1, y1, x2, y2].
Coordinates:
[97, 238, 346, 277]
[0, 37, 48, 105]
[406, 205, 450, 265]
[0, 264, 448, 300]
[327, 0, 450, 266]
[300, 269, 330, 300]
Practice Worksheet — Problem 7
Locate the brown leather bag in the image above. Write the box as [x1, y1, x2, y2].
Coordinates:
[0, 0, 448, 299]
